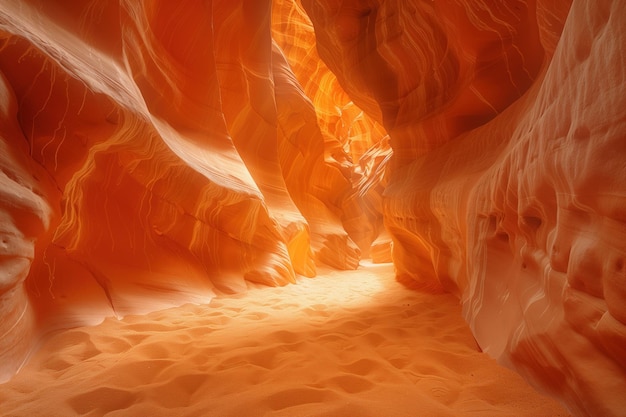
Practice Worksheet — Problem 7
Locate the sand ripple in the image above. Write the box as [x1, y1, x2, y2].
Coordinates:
[0, 263, 570, 417]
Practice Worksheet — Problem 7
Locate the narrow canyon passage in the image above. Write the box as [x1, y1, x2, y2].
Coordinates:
[0, 263, 570, 417]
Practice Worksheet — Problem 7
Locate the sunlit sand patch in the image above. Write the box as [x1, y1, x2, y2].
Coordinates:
[0, 263, 570, 417]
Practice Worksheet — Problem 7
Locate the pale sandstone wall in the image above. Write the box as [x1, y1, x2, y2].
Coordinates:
[302, 0, 626, 415]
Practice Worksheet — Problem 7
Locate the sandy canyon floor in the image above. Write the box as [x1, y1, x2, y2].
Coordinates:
[0, 263, 571, 417]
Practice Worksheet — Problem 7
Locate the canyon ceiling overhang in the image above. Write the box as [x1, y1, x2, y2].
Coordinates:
[0, 1, 624, 416]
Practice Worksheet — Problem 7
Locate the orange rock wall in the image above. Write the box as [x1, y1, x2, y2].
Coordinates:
[0, 0, 375, 382]
[271, 0, 391, 258]
[302, 0, 626, 415]
[0, 0, 625, 416]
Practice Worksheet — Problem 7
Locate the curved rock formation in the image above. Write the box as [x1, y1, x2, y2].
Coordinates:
[302, 0, 626, 415]
[272, 0, 391, 259]
[0, 0, 372, 382]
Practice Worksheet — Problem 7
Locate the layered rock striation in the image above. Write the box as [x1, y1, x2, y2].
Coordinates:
[0, 0, 379, 382]
[302, 0, 626, 415]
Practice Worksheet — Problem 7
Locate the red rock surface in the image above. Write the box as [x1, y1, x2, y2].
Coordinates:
[302, 0, 626, 415]
[0, 0, 624, 416]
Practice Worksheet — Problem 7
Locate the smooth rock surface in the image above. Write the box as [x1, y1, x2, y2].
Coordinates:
[302, 0, 626, 415]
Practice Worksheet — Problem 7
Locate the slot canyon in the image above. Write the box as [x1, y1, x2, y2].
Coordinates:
[0, 0, 624, 415]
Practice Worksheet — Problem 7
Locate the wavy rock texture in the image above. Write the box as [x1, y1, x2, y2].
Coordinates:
[302, 0, 625, 416]
[0, 0, 380, 382]
[272, 0, 391, 259]
[0, 0, 624, 416]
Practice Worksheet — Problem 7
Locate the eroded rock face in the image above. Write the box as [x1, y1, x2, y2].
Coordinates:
[271, 0, 391, 260]
[303, 0, 626, 415]
[0, 0, 378, 382]
[0, 0, 624, 416]
[0, 69, 50, 381]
